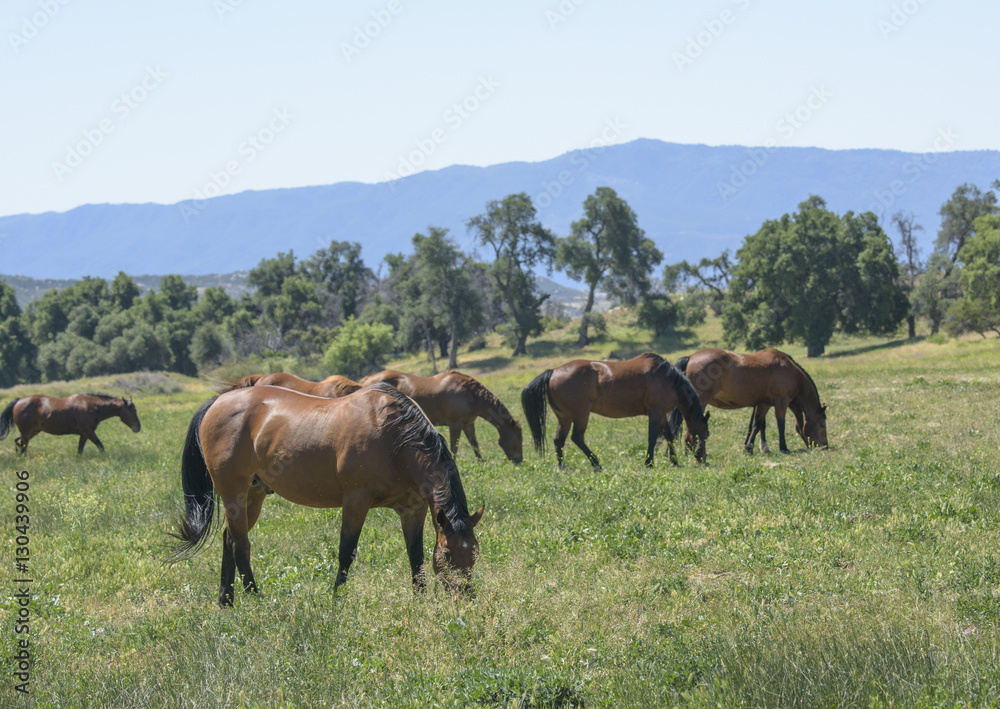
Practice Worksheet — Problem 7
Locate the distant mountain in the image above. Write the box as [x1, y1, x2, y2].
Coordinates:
[2, 139, 998, 280]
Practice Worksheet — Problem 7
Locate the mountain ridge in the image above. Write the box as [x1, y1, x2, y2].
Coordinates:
[2, 138, 998, 280]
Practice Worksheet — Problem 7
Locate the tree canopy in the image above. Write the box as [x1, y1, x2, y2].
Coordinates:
[723, 196, 907, 356]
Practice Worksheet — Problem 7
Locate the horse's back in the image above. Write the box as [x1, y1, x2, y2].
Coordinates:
[686, 348, 804, 407]
[201, 385, 397, 507]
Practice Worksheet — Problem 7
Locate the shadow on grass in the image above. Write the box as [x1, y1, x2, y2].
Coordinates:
[825, 337, 918, 359]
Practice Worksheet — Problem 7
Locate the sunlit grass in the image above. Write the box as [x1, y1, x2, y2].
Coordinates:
[2, 312, 1000, 706]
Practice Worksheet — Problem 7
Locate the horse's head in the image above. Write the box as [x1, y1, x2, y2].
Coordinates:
[119, 397, 142, 433]
[797, 403, 828, 449]
[684, 411, 710, 463]
[498, 419, 523, 465]
[433, 506, 484, 595]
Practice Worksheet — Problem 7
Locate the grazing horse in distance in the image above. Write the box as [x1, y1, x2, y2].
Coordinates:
[669, 348, 828, 453]
[0, 393, 141, 455]
[215, 372, 361, 398]
[168, 383, 484, 606]
[359, 370, 523, 464]
[520, 353, 709, 470]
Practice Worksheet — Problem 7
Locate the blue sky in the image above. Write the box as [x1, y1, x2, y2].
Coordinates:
[2, 0, 996, 217]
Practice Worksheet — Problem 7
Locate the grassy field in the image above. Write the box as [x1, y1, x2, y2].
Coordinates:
[2, 314, 1000, 707]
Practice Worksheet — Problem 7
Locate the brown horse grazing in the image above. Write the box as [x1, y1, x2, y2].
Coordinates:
[359, 370, 523, 464]
[0, 394, 141, 455]
[669, 348, 828, 453]
[520, 353, 710, 470]
[168, 383, 484, 606]
[216, 372, 361, 398]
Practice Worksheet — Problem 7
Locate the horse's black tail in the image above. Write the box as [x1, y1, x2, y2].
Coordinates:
[521, 370, 552, 454]
[666, 357, 690, 440]
[167, 398, 218, 563]
[0, 399, 18, 441]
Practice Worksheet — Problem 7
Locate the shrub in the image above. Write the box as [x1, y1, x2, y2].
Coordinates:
[322, 317, 395, 379]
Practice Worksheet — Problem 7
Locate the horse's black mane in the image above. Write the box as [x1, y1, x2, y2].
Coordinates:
[782, 353, 822, 407]
[370, 383, 472, 531]
[85, 392, 119, 401]
[641, 353, 705, 420]
[451, 371, 517, 425]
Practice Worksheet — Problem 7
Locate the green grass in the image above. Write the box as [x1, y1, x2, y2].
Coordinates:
[3, 315, 1000, 707]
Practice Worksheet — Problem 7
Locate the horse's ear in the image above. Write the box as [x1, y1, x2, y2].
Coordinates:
[436, 509, 452, 532]
[704, 411, 711, 423]
[821, 404, 828, 415]
[470, 505, 484, 528]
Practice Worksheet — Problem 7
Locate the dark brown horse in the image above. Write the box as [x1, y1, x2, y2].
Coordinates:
[360, 370, 523, 464]
[168, 383, 484, 606]
[0, 393, 141, 454]
[520, 353, 709, 470]
[216, 372, 361, 398]
[669, 348, 827, 453]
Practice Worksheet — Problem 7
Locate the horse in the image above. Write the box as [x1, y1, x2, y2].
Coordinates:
[668, 348, 828, 453]
[168, 383, 484, 606]
[0, 393, 141, 455]
[215, 372, 361, 398]
[520, 353, 709, 470]
[359, 370, 523, 464]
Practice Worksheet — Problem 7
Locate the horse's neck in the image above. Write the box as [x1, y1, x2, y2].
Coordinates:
[471, 391, 509, 430]
[794, 371, 822, 414]
[93, 399, 124, 421]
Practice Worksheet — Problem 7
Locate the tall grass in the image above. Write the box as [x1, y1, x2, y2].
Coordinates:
[2, 313, 1000, 706]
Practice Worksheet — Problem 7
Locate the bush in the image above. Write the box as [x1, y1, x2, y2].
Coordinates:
[189, 324, 229, 370]
[322, 317, 395, 379]
[637, 294, 679, 337]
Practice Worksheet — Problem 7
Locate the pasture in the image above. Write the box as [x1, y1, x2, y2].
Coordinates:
[2, 319, 1000, 707]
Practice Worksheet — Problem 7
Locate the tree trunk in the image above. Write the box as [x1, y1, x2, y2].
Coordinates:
[438, 332, 450, 359]
[448, 330, 458, 369]
[424, 324, 437, 373]
[512, 334, 528, 357]
[806, 343, 825, 357]
[906, 315, 916, 339]
[577, 283, 597, 347]
[930, 316, 940, 335]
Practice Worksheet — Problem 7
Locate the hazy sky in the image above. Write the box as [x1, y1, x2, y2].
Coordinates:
[2, 0, 996, 217]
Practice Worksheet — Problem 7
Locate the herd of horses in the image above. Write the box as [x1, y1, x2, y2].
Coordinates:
[0, 348, 827, 605]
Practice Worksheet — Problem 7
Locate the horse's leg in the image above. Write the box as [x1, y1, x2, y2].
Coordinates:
[219, 491, 259, 603]
[774, 399, 791, 453]
[398, 502, 429, 591]
[462, 423, 483, 460]
[647, 413, 673, 467]
[553, 413, 571, 471]
[655, 411, 679, 467]
[78, 435, 88, 455]
[217, 484, 266, 606]
[743, 409, 756, 452]
[449, 426, 461, 456]
[570, 418, 601, 472]
[88, 431, 105, 453]
[756, 405, 771, 454]
[218, 527, 237, 607]
[335, 494, 370, 590]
